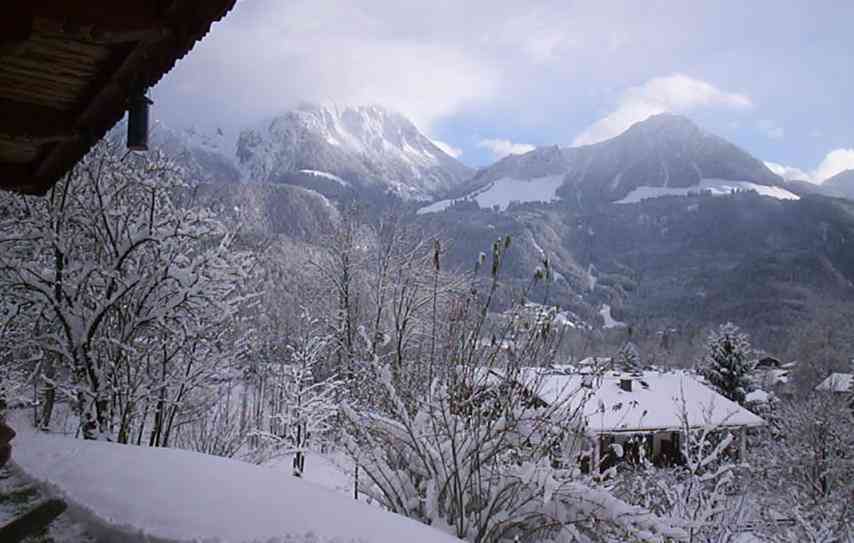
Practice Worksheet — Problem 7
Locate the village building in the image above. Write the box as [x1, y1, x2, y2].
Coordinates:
[486, 366, 765, 472]
[815, 372, 853, 394]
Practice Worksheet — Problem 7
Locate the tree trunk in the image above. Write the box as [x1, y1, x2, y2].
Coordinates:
[38, 357, 57, 430]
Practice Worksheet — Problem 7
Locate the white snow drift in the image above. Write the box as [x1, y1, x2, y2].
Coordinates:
[11, 426, 460, 543]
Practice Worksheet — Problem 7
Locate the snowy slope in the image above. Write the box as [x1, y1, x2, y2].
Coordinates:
[149, 121, 242, 184]
[615, 178, 799, 204]
[599, 304, 626, 329]
[11, 427, 461, 543]
[822, 169, 854, 200]
[418, 174, 564, 214]
[237, 104, 472, 200]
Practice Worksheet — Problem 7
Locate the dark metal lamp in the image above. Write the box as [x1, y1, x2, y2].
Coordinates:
[127, 92, 153, 151]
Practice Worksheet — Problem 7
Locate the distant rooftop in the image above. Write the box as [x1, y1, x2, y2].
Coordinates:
[487, 367, 765, 434]
[815, 373, 853, 393]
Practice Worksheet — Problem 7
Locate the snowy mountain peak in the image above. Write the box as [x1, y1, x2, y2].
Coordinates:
[147, 121, 241, 184]
[618, 113, 705, 142]
[236, 104, 472, 200]
[459, 113, 782, 206]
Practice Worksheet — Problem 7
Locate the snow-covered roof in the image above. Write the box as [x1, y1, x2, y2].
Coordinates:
[576, 356, 612, 367]
[515, 369, 765, 433]
[745, 389, 770, 403]
[11, 425, 461, 543]
[815, 373, 854, 393]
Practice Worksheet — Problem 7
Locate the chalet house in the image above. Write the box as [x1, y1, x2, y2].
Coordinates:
[497, 367, 765, 471]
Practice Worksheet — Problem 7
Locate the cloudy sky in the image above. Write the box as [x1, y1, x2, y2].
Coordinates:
[154, 0, 854, 181]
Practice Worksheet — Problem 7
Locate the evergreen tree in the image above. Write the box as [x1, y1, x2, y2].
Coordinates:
[700, 323, 755, 404]
[615, 341, 642, 372]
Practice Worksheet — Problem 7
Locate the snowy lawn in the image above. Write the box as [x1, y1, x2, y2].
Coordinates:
[265, 451, 356, 498]
[11, 425, 461, 543]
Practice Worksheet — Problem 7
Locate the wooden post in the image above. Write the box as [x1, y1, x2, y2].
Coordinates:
[591, 436, 601, 474]
[739, 427, 747, 461]
[354, 463, 359, 500]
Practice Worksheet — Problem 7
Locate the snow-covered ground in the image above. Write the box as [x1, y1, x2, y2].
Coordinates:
[615, 178, 799, 204]
[600, 304, 626, 329]
[266, 451, 356, 497]
[418, 174, 564, 214]
[10, 425, 460, 543]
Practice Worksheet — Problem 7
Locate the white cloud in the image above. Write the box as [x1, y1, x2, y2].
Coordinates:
[572, 74, 753, 146]
[814, 149, 854, 182]
[764, 161, 809, 181]
[431, 139, 463, 159]
[154, 0, 500, 133]
[758, 119, 784, 140]
[477, 138, 536, 158]
[765, 149, 854, 184]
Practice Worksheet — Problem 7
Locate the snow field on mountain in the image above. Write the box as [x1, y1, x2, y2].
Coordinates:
[615, 178, 799, 204]
[418, 174, 564, 214]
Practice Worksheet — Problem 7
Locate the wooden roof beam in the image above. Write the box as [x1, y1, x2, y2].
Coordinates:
[28, 2, 166, 33]
[0, 163, 39, 193]
[33, 19, 173, 45]
[0, 99, 78, 142]
[0, 5, 33, 56]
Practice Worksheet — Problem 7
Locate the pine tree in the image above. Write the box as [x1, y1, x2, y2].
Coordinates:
[615, 341, 642, 372]
[700, 323, 755, 404]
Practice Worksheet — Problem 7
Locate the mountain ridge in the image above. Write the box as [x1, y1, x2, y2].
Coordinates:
[448, 114, 783, 208]
[234, 103, 473, 200]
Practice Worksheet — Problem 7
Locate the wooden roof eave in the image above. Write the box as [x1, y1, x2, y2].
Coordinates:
[587, 421, 767, 436]
[0, 1, 238, 195]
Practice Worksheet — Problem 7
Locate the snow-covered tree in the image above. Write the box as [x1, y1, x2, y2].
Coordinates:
[615, 341, 642, 372]
[699, 323, 755, 404]
[615, 392, 748, 543]
[343, 239, 687, 542]
[753, 394, 854, 541]
[245, 310, 343, 476]
[0, 138, 253, 443]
